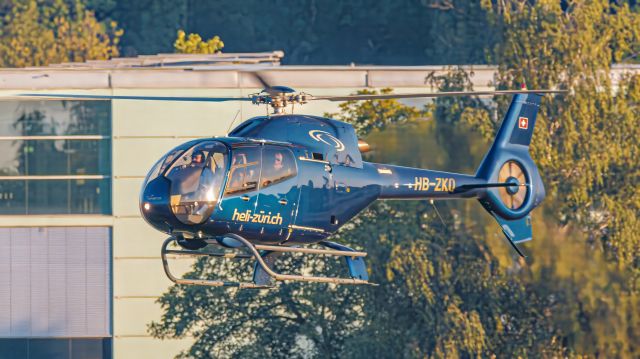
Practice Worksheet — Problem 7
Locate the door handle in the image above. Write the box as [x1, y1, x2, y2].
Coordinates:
[241, 195, 250, 202]
[278, 198, 288, 205]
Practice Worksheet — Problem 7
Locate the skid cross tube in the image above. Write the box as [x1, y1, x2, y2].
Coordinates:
[253, 244, 367, 257]
[160, 235, 375, 288]
[164, 248, 253, 259]
[226, 234, 373, 285]
[161, 237, 271, 289]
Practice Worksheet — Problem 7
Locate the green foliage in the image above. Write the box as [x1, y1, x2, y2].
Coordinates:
[471, 0, 640, 270]
[149, 254, 366, 358]
[0, 0, 122, 67]
[92, 0, 496, 64]
[174, 30, 223, 54]
[425, 0, 640, 356]
[341, 201, 566, 358]
[325, 88, 428, 136]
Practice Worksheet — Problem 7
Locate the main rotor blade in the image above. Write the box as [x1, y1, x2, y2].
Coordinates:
[18, 93, 252, 102]
[251, 72, 272, 90]
[245, 72, 295, 94]
[311, 89, 566, 102]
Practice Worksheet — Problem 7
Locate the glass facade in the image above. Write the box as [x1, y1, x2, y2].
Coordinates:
[0, 338, 111, 359]
[2, 139, 110, 176]
[0, 101, 111, 214]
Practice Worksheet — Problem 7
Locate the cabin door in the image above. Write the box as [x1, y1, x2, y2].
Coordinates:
[256, 145, 300, 243]
[219, 146, 261, 238]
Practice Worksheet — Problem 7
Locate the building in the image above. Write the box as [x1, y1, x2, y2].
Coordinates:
[0, 52, 637, 358]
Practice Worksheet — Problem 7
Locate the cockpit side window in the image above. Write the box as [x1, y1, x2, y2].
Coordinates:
[143, 142, 195, 185]
[260, 146, 297, 189]
[224, 147, 261, 196]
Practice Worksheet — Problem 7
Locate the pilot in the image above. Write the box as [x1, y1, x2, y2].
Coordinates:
[191, 152, 217, 217]
[172, 151, 203, 192]
[190, 150, 205, 167]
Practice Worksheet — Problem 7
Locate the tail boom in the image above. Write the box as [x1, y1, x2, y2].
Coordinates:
[372, 92, 548, 256]
[375, 164, 487, 200]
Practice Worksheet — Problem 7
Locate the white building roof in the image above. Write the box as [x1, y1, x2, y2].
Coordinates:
[0, 52, 637, 90]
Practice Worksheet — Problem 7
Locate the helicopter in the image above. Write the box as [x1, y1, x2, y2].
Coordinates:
[21, 76, 563, 288]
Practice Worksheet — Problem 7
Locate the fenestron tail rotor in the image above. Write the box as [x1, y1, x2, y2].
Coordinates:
[497, 161, 528, 210]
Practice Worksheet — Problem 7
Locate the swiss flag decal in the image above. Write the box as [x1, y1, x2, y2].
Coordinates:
[518, 117, 529, 130]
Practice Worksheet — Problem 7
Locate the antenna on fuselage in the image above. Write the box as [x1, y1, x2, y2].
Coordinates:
[225, 109, 242, 136]
[429, 199, 448, 230]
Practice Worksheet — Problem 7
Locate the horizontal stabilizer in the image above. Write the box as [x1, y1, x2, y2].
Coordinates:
[320, 241, 369, 281]
[490, 213, 532, 257]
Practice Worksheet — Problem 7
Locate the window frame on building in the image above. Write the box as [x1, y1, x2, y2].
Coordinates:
[0, 100, 112, 215]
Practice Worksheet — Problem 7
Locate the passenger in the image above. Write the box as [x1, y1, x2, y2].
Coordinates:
[178, 151, 208, 196]
[273, 151, 284, 171]
[262, 151, 292, 187]
[231, 153, 247, 166]
[196, 154, 214, 195]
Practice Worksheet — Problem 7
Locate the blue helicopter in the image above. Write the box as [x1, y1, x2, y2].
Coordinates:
[22, 78, 562, 288]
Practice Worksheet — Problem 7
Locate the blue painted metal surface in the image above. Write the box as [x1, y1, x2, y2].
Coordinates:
[321, 241, 369, 280]
[139, 94, 546, 253]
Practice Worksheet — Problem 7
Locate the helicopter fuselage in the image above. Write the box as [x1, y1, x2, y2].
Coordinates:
[140, 114, 491, 246]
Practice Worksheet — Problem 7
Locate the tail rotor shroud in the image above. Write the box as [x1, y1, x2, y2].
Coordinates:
[497, 160, 528, 210]
[473, 93, 549, 256]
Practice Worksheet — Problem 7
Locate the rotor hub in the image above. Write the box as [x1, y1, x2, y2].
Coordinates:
[505, 176, 520, 195]
[250, 89, 311, 114]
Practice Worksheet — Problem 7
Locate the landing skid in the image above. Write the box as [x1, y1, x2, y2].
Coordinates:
[160, 233, 375, 288]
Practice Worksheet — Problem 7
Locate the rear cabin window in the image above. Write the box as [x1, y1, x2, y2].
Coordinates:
[224, 147, 261, 195]
[260, 146, 297, 188]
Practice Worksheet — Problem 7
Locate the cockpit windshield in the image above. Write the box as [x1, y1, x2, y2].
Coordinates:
[162, 141, 228, 225]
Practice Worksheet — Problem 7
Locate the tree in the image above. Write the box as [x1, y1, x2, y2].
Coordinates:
[473, 0, 640, 273]
[0, 0, 123, 67]
[431, 1, 640, 356]
[326, 88, 427, 135]
[174, 30, 224, 54]
[149, 255, 366, 358]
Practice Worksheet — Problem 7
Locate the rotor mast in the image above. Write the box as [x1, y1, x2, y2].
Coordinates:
[250, 86, 311, 115]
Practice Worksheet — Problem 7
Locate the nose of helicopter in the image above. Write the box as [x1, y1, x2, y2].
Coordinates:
[139, 140, 228, 234]
[140, 176, 174, 234]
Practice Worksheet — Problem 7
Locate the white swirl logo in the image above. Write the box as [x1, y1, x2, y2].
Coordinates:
[308, 130, 345, 152]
